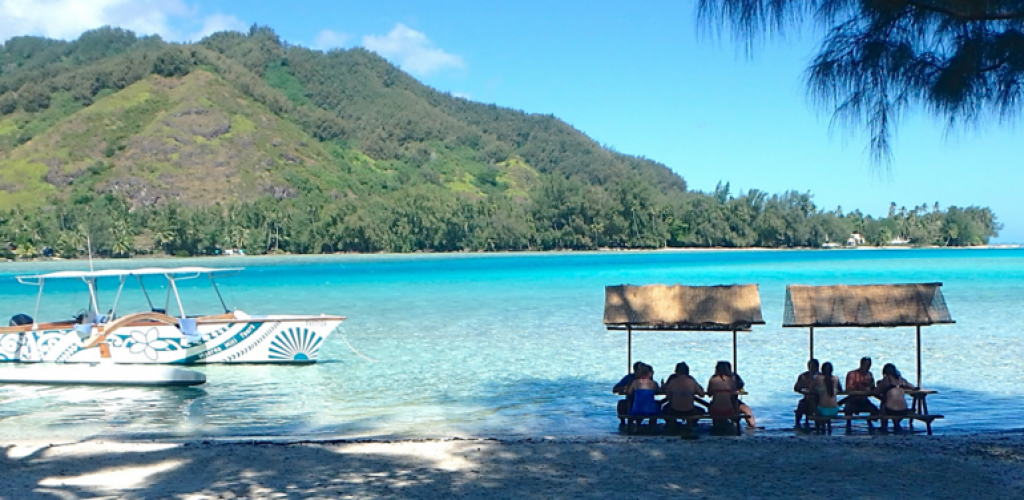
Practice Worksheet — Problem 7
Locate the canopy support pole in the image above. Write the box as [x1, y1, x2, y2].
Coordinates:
[809, 327, 814, 361]
[916, 325, 922, 388]
[32, 278, 44, 329]
[137, 275, 155, 311]
[168, 276, 186, 318]
[86, 278, 100, 315]
[209, 275, 229, 313]
[627, 326, 633, 374]
[732, 329, 738, 372]
[109, 275, 127, 319]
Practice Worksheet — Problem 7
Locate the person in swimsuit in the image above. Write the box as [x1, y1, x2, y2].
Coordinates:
[707, 361, 739, 425]
[626, 364, 661, 429]
[613, 361, 644, 424]
[662, 362, 706, 430]
[793, 358, 820, 427]
[814, 362, 843, 427]
[844, 357, 879, 422]
[877, 363, 917, 429]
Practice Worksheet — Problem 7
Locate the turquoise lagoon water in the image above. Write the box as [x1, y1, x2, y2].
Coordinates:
[0, 249, 1022, 441]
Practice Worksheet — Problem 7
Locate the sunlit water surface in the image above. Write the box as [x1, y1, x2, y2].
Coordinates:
[1, 249, 1022, 441]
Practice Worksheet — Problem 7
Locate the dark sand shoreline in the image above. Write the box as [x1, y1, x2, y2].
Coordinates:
[3, 433, 1023, 499]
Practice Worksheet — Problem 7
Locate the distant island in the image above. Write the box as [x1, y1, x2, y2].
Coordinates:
[0, 26, 1001, 259]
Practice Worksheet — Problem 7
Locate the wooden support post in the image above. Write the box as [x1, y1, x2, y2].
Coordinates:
[809, 327, 814, 361]
[627, 326, 633, 374]
[732, 329, 738, 372]
[916, 325, 922, 388]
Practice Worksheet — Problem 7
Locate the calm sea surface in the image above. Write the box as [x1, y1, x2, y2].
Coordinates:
[0, 249, 1022, 440]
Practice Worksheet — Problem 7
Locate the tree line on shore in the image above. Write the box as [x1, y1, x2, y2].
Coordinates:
[0, 181, 1000, 259]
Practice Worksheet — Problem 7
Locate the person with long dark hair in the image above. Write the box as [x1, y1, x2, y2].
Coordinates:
[814, 361, 843, 419]
[707, 361, 738, 424]
[877, 363, 917, 429]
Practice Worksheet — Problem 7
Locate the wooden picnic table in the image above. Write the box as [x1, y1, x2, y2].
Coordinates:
[838, 389, 937, 417]
[806, 389, 943, 434]
[614, 388, 748, 396]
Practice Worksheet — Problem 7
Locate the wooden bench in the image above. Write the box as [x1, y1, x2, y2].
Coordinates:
[809, 414, 944, 435]
[618, 413, 749, 436]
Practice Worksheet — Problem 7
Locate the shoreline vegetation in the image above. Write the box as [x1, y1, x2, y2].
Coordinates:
[3, 242, 1021, 264]
[0, 192, 1003, 261]
[3, 434, 1022, 498]
[0, 27, 1002, 261]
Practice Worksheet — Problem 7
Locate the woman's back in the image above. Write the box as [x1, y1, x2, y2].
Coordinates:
[628, 377, 660, 415]
[814, 374, 841, 408]
[880, 374, 911, 412]
[707, 375, 735, 412]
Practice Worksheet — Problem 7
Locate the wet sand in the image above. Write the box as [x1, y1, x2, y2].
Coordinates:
[2, 433, 1023, 499]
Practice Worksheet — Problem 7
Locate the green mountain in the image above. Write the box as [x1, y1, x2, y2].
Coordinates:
[0, 26, 1000, 256]
[0, 27, 682, 210]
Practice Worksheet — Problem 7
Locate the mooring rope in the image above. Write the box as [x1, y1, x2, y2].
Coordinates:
[336, 328, 377, 362]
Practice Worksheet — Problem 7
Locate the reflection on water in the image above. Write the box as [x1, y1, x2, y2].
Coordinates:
[1, 249, 1024, 440]
[0, 384, 207, 438]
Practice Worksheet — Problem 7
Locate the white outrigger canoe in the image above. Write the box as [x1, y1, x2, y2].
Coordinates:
[0, 267, 345, 364]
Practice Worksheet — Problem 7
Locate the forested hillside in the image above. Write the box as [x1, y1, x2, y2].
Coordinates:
[0, 26, 1001, 257]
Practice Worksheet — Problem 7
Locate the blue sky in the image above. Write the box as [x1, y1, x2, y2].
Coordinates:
[2, 0, 1021, 241]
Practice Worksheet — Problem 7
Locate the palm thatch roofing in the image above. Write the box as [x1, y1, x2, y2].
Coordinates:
[783, 283, 954, 328]
[603, 284, 764, 331]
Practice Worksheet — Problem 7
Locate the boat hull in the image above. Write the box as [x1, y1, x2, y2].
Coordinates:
[0, 318, 342, 364]
[0, 364, 207, 386]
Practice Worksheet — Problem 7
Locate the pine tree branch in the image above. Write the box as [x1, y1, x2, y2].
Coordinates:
[904, 1, 1024, 22]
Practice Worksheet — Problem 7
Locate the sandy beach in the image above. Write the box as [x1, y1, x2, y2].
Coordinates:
[2, 434, 1022, 499]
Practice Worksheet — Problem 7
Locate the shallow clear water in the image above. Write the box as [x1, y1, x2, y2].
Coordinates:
[1, 249, 1022, 440]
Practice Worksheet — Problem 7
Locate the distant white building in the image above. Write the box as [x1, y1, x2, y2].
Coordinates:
[846, 233, 866, 247]
[889, 236, 910, 245]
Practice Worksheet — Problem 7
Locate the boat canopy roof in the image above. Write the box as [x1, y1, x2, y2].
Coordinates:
[17, 267, 243, 282]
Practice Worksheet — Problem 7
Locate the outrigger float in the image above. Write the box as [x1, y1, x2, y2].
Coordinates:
[0, 267, 345, 366]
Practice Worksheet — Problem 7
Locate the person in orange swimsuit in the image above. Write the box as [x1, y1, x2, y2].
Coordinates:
[707, 361, 738, 421]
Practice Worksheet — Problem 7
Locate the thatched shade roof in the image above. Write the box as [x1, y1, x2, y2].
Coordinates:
[603, 284, 764, 331]
[783, 283, 954, 328]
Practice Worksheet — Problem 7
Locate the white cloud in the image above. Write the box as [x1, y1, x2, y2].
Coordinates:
[0, 0, 244, 43]
[312, 29, 349, 51]
[362, 23, 465, 76]
[452, 92, 471, 100]
[185, 13, 246, 41]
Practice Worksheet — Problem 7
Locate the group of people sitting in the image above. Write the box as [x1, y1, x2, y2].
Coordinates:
[794, 357, 919, 429]
[613, 360, 757, 432]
